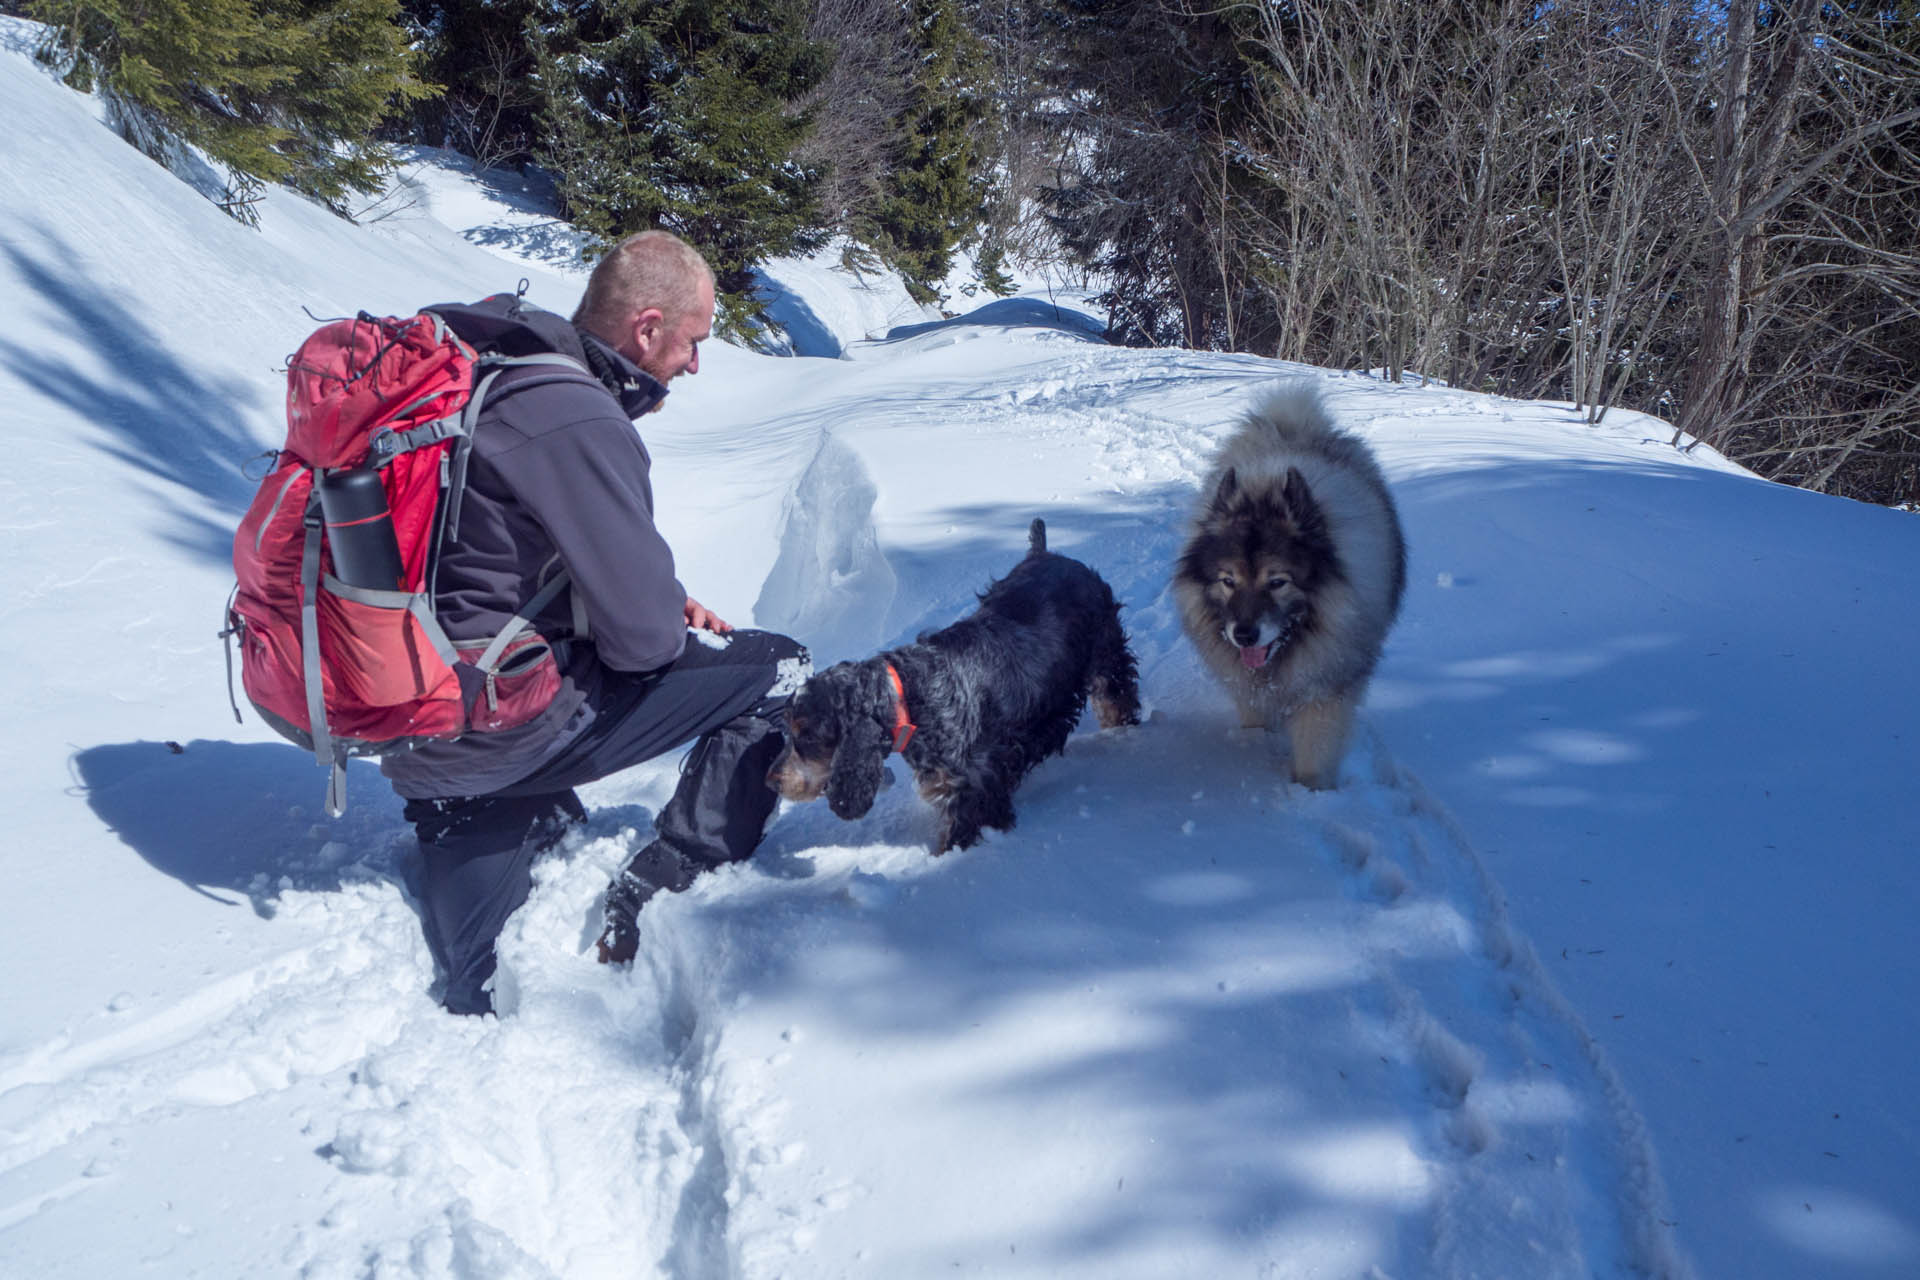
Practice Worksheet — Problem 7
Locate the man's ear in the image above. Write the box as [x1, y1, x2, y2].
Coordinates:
[826, 718, 890, 820]
[628, 306, 667, 360]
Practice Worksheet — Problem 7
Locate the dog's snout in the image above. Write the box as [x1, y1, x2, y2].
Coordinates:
[1230, 622, 1262, 647]
[766, 742, 830, 802]
[765, 739, 791, 782]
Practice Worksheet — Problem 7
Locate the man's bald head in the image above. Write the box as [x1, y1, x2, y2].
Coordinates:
[573, 230, 715, 336]
[573, 230, 716, 389]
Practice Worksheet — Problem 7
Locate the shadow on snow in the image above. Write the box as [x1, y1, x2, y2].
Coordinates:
[0, 219, 265, 566]
[67, 740, 408, 913]
[879, 294, 1108, 345]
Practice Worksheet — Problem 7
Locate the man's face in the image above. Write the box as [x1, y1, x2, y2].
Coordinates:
[632, 278, 714, 388]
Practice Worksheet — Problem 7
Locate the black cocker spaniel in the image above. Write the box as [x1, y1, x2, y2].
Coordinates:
[768, 519, 1141, 854]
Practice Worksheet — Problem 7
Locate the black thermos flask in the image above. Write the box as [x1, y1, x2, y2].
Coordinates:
[316, 465, 406, 591]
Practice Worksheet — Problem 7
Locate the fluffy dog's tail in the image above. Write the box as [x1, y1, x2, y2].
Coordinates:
[1246, 381, 1337, 445]
[1028, 518, 1047, 555]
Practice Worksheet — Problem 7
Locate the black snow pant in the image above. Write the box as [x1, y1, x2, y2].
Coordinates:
[403, 629, 806, 1015]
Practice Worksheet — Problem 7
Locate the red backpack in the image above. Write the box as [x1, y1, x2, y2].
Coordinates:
[225, 310, 599, 815]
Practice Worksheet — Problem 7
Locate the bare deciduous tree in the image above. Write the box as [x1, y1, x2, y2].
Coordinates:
[442, 26, 542, 173]
[1672, 0, 1920, 501]
[1039, 0, 1919, 501]
[794, 0, 916, 235]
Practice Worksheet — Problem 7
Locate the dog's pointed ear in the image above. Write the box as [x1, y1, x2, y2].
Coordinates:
[1209, 468, 1240, 514]
[826, 716, 890, 820]
[1282, 466, 1329, 537]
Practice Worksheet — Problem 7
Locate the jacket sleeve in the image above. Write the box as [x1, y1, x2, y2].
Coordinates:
[485, 392, 689, 673]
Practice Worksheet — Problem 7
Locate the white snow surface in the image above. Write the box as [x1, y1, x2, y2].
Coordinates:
[3, 25, 1917, 1279]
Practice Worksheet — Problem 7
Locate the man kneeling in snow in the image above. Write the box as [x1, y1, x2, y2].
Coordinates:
[384, 230, 807, 1015]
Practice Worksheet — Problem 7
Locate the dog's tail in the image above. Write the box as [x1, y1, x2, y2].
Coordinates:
[1247, 381, 1337, 443]
[1028, 517, 1047, 555]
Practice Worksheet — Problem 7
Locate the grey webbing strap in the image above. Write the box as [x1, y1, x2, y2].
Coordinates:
[326, 762, 347, 819]
[319, 576, 413, 608]
[433, 352, 599, 666]
[220, 586, 244, 725]
[372, 414, 466, 461]
[537, 549, 590, 642]
[441, 367, 505, 542]
[222, 629, 243, 724]
[299, 496, 335, 775]
[490, 352, 595, 373]
[439, 358, 592, 539]
[409, 595, 459, 665]
[473, 569, 572, 674]
[319, 575, 460, 666]
[571, 582, 591, 642]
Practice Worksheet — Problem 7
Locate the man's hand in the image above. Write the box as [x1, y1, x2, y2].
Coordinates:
[684, 596, 733, 634]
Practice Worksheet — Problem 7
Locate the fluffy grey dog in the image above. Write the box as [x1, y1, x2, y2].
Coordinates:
[1174, 384, 1406, 788]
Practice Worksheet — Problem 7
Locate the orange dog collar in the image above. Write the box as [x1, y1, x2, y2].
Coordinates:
[885, 662, 917, 754]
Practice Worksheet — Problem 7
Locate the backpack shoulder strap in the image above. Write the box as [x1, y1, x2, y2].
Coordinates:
[440, 351, 602, 541]
[436, 350, 608, 644]
[469, 351, 600, 414]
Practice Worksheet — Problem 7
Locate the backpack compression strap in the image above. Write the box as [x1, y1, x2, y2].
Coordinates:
[296, 492, 349, 815]
[440, 352, 602, 546]
[432, 352, 606, 648]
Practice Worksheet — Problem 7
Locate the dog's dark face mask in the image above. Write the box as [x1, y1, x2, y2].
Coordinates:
[1184, 466, 1337, 668]
[766, 701, 834, 804]
[766, 667, 894, 819]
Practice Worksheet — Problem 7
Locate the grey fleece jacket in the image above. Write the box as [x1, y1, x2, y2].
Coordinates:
[382, 294, 688, 799]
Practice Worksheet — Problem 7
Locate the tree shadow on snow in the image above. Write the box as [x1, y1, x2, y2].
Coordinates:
[68, 739, 410, 915]
[749, 272, 845, 358]
[724, 706, 1433, 1274]
[0, 220, 266, 566]
[387, 149, 593, 274]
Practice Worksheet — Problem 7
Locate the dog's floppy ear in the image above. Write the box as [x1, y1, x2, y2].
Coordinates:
[826, 716, 891, 820]
[1209, 467, 1240, 514]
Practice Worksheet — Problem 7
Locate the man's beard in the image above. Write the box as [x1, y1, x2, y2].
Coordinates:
[638, 346, 680, 387]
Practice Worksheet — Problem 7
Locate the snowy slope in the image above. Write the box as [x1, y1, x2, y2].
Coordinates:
[4, 25, 1918, 1280]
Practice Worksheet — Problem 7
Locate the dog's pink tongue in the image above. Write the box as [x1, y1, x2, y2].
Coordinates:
[1239, 644, 1269, 669]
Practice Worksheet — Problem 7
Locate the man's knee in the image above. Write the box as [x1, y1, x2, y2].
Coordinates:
[735, 630, 809, 711]
[406, 795, 581, 868]
[762, 630, 807, 665]
[720, 628, 808, 674]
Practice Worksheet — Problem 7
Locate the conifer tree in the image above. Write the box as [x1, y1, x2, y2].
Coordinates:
[28, 0, 431, 221]
[870, 0, 992, 304]
[401, 0, 543, 167]
[532, 0, 830, 335]
[1039, 0, 1269, 348]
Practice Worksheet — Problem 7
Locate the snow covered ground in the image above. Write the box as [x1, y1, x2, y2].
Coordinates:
[2, 23, 1916, 1279]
